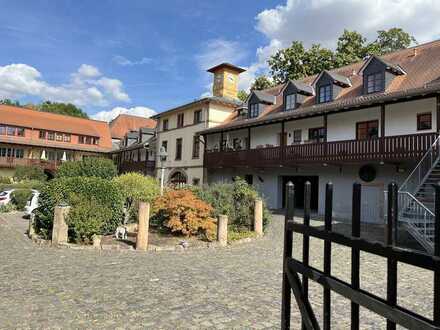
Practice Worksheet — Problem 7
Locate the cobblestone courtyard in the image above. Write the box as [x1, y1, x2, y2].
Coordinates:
[0, 212, 434, 329]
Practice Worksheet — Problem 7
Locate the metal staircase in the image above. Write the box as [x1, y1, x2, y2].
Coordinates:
[396, 135, 440, 253]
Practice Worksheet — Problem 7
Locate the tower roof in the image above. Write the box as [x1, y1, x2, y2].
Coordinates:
[207, 63, 246, 74]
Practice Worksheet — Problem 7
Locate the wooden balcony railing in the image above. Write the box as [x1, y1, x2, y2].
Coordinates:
[119, 160, 156, 175]
[0, 158, 61, 170]
[205, 132, 438, 168]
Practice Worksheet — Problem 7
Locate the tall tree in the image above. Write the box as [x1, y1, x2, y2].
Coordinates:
[250, 75, 274, 91]
[0, 99, 21, 106]
[374, 28, 417, 55]
[38, 101, 89, 118]
[335, 30, 367, 66]
[237, 90, 249, 102]
[269, 41, 307, 83]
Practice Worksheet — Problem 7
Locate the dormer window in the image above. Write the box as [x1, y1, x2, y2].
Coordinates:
[360, 55, 406, 95]
[318, 84, 332, 103]
[366, 72, 384, 93]
[285, 94, 296, 111]
[249, 103, 259, 118]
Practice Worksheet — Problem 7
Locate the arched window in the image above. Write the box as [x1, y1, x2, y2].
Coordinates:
[169, 171, 187, 188]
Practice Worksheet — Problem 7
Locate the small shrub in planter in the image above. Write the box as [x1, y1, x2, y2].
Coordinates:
[66, 195, 112, 243]
[14, 165, 47, 181]
[113, 172, 160, 223]
[34, 176, 124, 239]
[56, 157, 117, 179]
[153, 189, 216, 240]
[11, 189, 33, 211]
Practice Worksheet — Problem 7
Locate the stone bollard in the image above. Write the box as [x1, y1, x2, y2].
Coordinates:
[52, 204, 70, 245]
[254, 198, 263, 237]
[136, 202, 150, 251]
[217, 215, 228, 247]
[92, 234, 102, 249]
[28, 213, 36, 238]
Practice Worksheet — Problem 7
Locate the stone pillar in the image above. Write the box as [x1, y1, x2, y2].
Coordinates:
[92, 235, 102, 249]
[136, 202, 150, 251]
[28, 213, 35, 238]
[217, 215, 228, 247]
[52, 204, 70, 245]
[254, 198, 263, 237]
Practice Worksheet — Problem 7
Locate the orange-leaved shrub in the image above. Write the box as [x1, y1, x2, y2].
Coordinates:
[153, 189, 216, 240]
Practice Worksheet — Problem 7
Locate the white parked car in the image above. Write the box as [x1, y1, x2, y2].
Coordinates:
[24, 190, 40, 216]
[0, 190, 14, 206]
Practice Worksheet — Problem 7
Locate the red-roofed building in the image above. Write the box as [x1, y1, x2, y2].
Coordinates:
[0, 105, 113, 177]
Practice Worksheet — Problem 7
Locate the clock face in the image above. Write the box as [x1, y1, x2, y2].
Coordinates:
[215, 74, 222, 82]
[227, 74, 235, 82]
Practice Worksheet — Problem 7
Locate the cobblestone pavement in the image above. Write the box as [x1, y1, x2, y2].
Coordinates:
[0, 212, 433, 329]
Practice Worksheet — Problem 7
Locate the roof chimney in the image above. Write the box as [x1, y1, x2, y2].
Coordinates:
[412, 47, 418, 57]
[207, 63, 246, 100]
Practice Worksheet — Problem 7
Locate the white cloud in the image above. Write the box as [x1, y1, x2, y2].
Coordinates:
[92, 106, 157, 122]
[113, 55, 152, 66]
[0, 63, 130, 107]
[256, 0, 440, 49]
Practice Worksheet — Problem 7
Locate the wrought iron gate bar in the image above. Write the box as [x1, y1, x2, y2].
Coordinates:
[281, 181, 440, 330]
[287, 258, 440, 330]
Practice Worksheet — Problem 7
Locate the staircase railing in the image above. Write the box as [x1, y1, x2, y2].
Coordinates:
[399, 134, 440, 195]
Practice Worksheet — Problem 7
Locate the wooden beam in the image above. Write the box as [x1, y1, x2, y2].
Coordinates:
[437, 95, 440, 132]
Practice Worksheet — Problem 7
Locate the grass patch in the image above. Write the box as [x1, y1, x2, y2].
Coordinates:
[228, 230, 257, 241]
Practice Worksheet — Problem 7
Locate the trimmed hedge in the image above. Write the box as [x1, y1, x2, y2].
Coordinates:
[14, 165, 47, 181]
[56, 157, 117, 179]
[34, 176, 124, 239]
[11, 189, 33, 211]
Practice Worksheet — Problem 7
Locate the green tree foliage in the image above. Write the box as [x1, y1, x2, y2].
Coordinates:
[34, 176, 124, 238]
[237, 90, 249, 102]
[38, 101, 89, 118]
[66, 195, 112, 243]
[0, 99, 21, 106]
[269, 28, 416, 83]
[250, 75, 274, 91]
[11, 189, 33, 211]
[14, 165, 47, 182]
[113, 173, 160, 222]
[56, 158, 117, 180]
[374, 28, 417, 55]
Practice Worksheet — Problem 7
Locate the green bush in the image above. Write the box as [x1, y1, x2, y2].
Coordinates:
[195, 177, 271, 231]
[0, 180, 44, 192]
[11, 189, 33, 210]
[113, 173, 160, 223]
[0, 176, 12, 184]
[56, 157, 117, 179]
[14, 165, 47, 181]
[0, 203, 16, 213]
[66, 195, 112, 243]
[34, 176, 124, 239]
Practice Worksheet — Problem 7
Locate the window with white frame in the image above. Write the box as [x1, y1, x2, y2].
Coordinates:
[249, 104, 259, 118]
[285, 94, 296, 111]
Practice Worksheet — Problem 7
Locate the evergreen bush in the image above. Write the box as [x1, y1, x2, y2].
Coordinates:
[56, 157, 117, 179]
[11, 189, 33, 211]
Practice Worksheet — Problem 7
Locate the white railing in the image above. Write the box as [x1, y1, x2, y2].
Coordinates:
[399, 135, 440, 195]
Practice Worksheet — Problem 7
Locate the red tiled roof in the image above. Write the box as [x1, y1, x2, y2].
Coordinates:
[0, 105, 112, 151]
[109, 114, 156, 140]
[203, 39, 440, 133]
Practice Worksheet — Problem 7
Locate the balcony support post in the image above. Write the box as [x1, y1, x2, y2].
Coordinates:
[247, 127, 251, 150]
[380, 104, 385, 156]
[324, 114, 328, 157]
[437, 95, 440, 133]
[281, 121, 285, 163]
[220, 131, 224, 151]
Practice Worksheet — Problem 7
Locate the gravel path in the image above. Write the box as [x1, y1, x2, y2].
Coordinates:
[0, 212, 433, 329]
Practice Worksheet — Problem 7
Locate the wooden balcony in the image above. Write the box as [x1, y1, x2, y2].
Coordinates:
[0, 158, 61, 171]
[119, 160, 156, 175]
[204, 133, 438, 168]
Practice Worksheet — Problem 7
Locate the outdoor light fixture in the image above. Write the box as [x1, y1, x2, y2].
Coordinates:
[158, 146, 168, 196]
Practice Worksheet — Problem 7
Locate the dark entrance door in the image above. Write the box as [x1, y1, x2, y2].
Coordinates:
[281, 176, 319, 210]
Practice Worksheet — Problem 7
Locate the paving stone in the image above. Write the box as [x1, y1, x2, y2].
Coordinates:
[0, 212, 433, 329]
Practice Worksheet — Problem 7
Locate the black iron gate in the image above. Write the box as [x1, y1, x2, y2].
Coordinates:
[281, 181, 440, 329]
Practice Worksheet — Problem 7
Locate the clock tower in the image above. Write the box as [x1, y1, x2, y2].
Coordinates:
[207, 63, 246, 100]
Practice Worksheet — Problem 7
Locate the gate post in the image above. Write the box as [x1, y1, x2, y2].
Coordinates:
[217, 215, 228, 247]
[52, 203, 70, 245]
[281, 182, 294, 330]
[254, 198, 263, 237]
[136, 202, 150, 251]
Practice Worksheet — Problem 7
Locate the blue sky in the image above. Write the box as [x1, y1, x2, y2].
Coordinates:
[1, 0, 439, 121]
